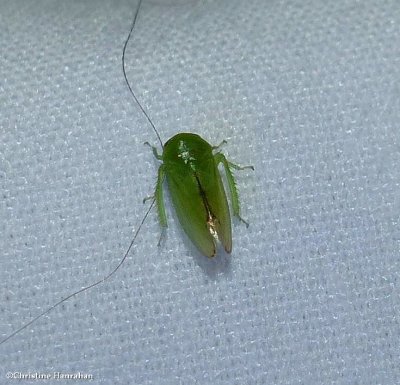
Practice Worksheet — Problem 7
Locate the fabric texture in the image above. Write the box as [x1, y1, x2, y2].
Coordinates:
[1, 0, 399, 384]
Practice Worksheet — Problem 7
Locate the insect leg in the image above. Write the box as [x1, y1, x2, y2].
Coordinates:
[144, 141, 163, 160]
[214, 153, 253, 227]
[155, 165, 167, 226]
[154, 164, 168, 246]
[143, 164, 167, 244]
[227, 161, 254, 172]
[211, 139, 227, 151]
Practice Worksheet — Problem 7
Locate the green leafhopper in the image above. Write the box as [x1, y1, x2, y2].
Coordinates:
[145, 133, 253, 257]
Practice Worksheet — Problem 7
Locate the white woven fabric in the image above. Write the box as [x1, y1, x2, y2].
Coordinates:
[1, 0, 399, 384]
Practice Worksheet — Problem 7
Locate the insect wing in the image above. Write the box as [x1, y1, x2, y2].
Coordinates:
[166, 165, 217, 257]
[196, 157, 232, 253]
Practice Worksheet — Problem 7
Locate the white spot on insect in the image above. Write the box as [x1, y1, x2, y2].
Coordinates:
[177, 140, 195, 164]
[207, 214, 219, 241]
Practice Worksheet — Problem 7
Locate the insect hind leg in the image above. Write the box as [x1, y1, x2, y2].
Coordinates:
[143, 165, 167, 238]
[214, 153, 253, 227]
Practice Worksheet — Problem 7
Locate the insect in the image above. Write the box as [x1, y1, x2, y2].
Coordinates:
[145, 133, 253, 257]
[0, 0, 252, 345]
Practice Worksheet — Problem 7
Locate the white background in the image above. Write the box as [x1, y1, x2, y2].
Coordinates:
[1, 0, 399, 384]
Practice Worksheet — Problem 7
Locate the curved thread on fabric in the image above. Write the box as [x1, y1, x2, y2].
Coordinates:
[0, 200, 155, 345]
[122, 0, 164, 148]
[1, 0, 160, 345]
